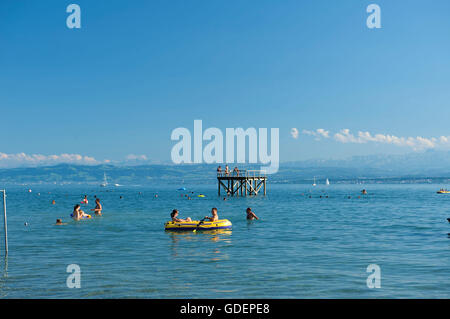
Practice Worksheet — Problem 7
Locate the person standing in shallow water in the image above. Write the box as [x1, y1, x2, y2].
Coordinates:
[246, 207, 259, 220]
[91, 198, 102, 215]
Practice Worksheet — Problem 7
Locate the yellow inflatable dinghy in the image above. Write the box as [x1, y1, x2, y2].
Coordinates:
[165, 219, 232, 231]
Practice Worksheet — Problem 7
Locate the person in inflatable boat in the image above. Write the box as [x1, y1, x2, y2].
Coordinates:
[171, 209, 192, 222]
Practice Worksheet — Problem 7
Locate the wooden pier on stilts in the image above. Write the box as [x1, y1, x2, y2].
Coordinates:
[218, 170, 267, 196]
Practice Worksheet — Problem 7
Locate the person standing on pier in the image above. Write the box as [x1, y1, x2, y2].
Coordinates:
[217, 166, 222, 176]
[225, 165, 230, 176]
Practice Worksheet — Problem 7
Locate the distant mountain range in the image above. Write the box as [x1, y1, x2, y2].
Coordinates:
[2, 150, 450, 185]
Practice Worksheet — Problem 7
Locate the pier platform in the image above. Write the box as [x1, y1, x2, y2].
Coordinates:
[217, 170, 267, 196]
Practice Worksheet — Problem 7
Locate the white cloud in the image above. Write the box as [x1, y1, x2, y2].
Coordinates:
[125, 154, 148, 161]
[290, 128, 299, 139]
[301, 128, 450, 151]
[334, 129, 361, 143]
[0, 152, 101, 168]
[302, 128, 330, 140]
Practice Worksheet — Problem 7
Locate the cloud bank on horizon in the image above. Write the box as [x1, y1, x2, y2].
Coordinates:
[0, 153, 150, 168]
[293, 128, 450, 151]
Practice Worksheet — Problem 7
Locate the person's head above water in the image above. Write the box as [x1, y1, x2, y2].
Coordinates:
[56, 219, 62, 224]
[171, 209, 178, 218]
[74, 204, 80, 211]
[95, 198, 100, 203]
[211, 207, 218, 215]
[246, 207, 252, 213]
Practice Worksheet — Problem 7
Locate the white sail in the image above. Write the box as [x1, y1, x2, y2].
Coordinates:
[326, 178, 330, 185]
[313, 176, 316, 186]
[100, 173, 108, 187]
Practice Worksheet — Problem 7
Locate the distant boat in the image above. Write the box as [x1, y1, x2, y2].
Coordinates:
[326, 178, 330, 185]
[312, 177, 316, 187]
[100, 173, 108, 187]
[114, 183, 121, 187]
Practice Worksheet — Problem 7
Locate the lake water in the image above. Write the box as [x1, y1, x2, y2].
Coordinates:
[0, 183, 449, 298]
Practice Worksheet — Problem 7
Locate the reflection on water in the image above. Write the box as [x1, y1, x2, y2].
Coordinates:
[166, 229, 232, 242]
[167, 230, 231, 261]
[0, 257, 8, 298]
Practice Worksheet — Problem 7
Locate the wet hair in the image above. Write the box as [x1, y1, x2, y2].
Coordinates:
[95, 198, 100, 202]
[56, 219, 62, 223]
[246, 207, 251, 213]
[212, 207, 218, 213]
[171, 209, 178, 218]
[74, 204, 80, 210]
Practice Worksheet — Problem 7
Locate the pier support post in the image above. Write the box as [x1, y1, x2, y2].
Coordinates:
[264, 180, 266, 196]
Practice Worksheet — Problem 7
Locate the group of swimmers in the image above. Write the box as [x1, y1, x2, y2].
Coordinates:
[56, 196, 103, 224]
[170, 207, 259, 222]
[74, 197, 102, 219]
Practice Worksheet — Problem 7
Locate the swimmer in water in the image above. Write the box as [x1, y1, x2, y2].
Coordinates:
[55, 219, 67, 225]
[171, 209, 192, 222]
[72, 204, 88, 220]
[91, 198, 102, 216]
[204, 207, 219, 222]
[52, 200, 56, 205]
[81, 195, 88, 204]
[246, 207, 259, 220]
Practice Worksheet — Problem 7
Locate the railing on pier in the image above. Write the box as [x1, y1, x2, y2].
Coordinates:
[216, 169, 267, 178]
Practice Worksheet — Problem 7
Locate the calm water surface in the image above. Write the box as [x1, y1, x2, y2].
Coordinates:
[0, 183, 449, 298]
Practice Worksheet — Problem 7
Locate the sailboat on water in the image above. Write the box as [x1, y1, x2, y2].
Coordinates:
[326, 178, 330, 186]
[312, 176, 317, 187]
[100, 173, 108, 187]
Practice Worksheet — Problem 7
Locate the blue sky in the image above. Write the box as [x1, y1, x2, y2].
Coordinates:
[1, 0, 450, 167]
